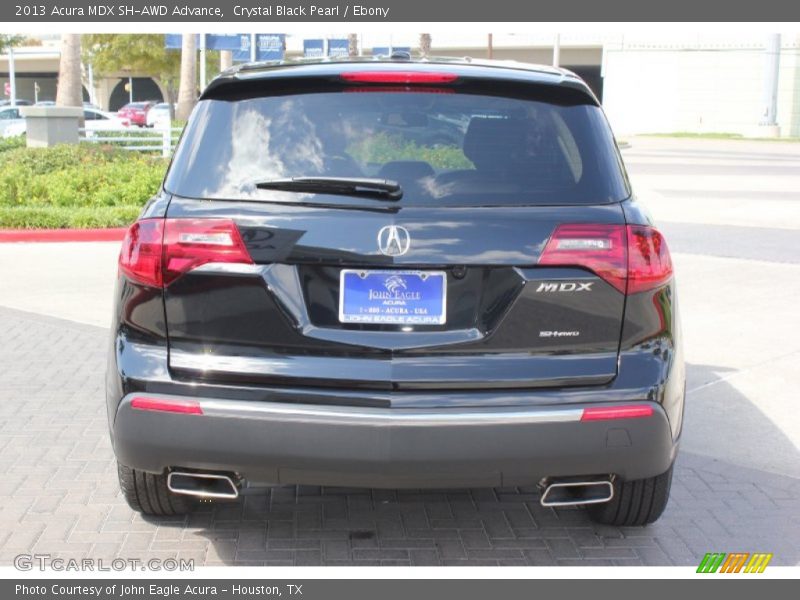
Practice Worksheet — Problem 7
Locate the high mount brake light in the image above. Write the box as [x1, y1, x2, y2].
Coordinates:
[344, 86, 454, 94]
[538, 224, 673, 295]
[118, 218, 253, 289]
[340, 71, 459, 84]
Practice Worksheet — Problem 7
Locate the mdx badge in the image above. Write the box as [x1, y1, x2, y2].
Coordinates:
[536, 282, 594, 292]
[377, 225, 411, 256]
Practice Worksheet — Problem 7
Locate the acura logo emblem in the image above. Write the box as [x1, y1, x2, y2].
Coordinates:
[377, 225, 411, 256]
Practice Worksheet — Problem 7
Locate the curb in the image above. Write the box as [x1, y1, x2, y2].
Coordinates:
[0, 228, 127, 243]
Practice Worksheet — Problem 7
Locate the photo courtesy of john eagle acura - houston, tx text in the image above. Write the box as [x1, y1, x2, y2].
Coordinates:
[106, 54, 684, 527]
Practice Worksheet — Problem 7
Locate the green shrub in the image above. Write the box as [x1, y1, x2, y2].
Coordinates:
[0, 143, 168, 227]
[0, 206, 142, 229]
[348, 132, 472, 170]
[0, 135, 25, 154]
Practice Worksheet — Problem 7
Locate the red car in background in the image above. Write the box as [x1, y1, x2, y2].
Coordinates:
[117, 101, 156, 127]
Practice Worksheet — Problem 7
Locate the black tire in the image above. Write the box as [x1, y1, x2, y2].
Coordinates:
[117, 463, 195, 516]
[587, 463, 674, 526]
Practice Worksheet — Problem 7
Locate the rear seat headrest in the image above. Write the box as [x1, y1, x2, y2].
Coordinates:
[463, 117, 527, 171]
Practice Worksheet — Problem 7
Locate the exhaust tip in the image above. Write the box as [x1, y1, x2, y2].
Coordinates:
[167, 471, 239, 499]
[540, 479, 614, 507]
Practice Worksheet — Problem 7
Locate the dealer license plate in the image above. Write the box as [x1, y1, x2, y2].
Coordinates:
[339, 270, 447, 325]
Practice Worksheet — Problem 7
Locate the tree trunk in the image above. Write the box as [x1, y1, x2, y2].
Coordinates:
[348, 34, 359, 57]
[55, 34, 83, 107]
[176, 33, 197, 121]
[220, 50, 233, 72]
[419, 34, 432, 58]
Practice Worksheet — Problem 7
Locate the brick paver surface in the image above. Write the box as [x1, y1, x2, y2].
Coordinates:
[1, 306, 798, 567]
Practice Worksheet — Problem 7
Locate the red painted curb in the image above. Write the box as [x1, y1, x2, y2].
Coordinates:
[0, 228, 127, 243]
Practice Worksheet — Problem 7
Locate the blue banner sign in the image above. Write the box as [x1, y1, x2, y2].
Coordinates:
[166, 34, 285, 61]
[328, 39, 350, 57]
[303, 39, 325, 58]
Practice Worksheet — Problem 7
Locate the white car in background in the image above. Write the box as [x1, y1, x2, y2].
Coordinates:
[0, 106, 25, 138]
[1, 107, 130, 138]
[81, 107, 131, 137]
[146, 102, 174, 129]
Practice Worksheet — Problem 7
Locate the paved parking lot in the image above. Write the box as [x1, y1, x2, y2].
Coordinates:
[0, 136, 798, 566]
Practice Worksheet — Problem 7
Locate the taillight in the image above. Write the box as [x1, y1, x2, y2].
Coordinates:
[626, 225, 673, 294]
[538, 224, 672, 295]
[162, 218, 253, 285]
[340, 71, 459, 84]
[118, 218, 253, 288]
[539, 224, 628, 293]
[119, 219, 164, 288]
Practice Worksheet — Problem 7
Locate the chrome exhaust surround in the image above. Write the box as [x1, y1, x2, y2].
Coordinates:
[167, 471, 239, 499]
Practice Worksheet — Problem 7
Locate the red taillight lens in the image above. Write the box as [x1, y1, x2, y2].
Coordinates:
[119, 219, 165, 288]
[118, 218, 253, 288]
[539, 224, 628, 293]
[163, 219, 253, 286]
[538, 224, 673, 295]
[627, 226, 673, 295]
[130, 396, 203, 415]
[340, 71, 459, 84]
[581, 404, 654, 421]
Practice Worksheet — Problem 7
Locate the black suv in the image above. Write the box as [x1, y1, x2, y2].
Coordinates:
[107, 58, 684, 526]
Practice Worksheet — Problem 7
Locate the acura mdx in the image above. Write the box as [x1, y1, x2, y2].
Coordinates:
[106, 57, 684, 526]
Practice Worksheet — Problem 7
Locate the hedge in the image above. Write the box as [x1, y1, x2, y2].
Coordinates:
[0, 139, 168, 229]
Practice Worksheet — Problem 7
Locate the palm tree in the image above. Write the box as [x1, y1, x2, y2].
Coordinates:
[55, 34, 83, 107]
[348, 34, 359, 57]
[176, 33, 197, 121]
[419, 34, 432, 58]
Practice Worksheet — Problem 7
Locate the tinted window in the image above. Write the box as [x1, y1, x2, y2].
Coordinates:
[165, 91, 629, 206]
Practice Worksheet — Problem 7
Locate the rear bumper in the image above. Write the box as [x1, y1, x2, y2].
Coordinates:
[112, 393, 678, 488]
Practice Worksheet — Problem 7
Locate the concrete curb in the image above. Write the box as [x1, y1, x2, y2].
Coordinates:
[0, 228, 126, 243]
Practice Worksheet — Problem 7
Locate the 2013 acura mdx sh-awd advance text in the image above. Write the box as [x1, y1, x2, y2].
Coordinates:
[106, 57, 684, 526]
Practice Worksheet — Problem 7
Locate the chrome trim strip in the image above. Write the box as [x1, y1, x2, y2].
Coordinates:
[121, 393, 584, 426]
[201, 398, 581, 426]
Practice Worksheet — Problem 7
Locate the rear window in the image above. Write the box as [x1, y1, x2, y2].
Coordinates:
[165, 90, 629, 207]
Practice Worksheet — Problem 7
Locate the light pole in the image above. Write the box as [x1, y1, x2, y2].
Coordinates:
[8, 47, 16, 107]
[759, 34, 781, 137]
[552, 33, 561, 68]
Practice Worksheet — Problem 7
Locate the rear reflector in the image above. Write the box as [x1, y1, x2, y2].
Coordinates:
[340, 71, 459, 84]
[130, 396, 203, 415]
[581, 405, 654, 421]
[538, 223, 673, 295]
[118, 218, 254, 288]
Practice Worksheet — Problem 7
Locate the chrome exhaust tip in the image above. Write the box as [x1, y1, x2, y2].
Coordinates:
[167, 471, 239, 499]
[540, 478, 614, 507]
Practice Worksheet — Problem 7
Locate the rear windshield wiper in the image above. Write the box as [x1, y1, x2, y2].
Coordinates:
[255, 177, 403, 201]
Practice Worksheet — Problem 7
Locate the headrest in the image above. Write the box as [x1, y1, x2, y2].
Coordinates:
[377, 161, 436, 182]
[463, 117, 526, 171]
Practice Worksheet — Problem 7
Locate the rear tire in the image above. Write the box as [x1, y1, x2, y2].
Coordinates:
[117, 463, 195, 516]
[587, 463, 674, 526]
